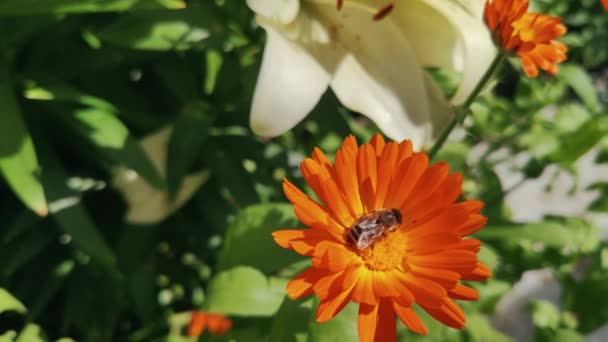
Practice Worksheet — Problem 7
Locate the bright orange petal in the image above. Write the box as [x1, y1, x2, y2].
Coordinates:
[357, 144, 378, 212]
[351, 268, 377, 304]
[369, 133, 386, 157]
[287, 267, 326, 299]
[393, 301, 427, 335]
[358, 299, 396, 342]
[374, 142, 399, 208]
[272, 229, 331, 256]
[397, 273, 445, 308]
[383, 153, 428, 209]
[316, 286, 354, 323]
[448, 284, 479, 301]
[461, 262, 492, 281]
[421, 297, 466, 329]
[334, 136, 364, 216]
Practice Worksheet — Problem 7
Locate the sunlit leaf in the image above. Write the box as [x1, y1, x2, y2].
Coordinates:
[65, 108, 165, 189]
[204, 266, 286, 317]
[558, 64, 600, 112]
[0, 58, 47, 216]
[309, 302, 358, 342]
[15, 324, 45, 342]
[0, 288, 26, 314]
[217, 203, 302, 273]
[37, 141, 117, 270]
[99, 6, 218, 51]
[0, 0, 183, 15]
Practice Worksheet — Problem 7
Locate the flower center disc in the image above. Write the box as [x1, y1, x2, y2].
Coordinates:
[359, 231, 407, 271]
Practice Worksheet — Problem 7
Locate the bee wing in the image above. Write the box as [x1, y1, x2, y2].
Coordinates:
[356, 228, 385, 249]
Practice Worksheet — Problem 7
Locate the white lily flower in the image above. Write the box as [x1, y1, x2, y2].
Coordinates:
[112, 126, 209, 225]
[247, 0, 496, 149]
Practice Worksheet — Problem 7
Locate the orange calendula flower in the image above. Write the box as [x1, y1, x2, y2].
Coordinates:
[484, 0, 568, 77]
[187, 311, 232, 338]
[273, 134, 490, 341]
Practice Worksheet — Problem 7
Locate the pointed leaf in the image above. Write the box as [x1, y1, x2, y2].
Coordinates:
[0, 58, 47, 216]
[0, 288, 26, 314]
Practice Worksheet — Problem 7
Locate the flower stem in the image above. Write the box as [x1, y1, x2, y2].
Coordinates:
[428, 53, 505, 159]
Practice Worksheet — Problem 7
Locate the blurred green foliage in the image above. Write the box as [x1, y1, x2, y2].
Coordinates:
[0, 0, 607, 341]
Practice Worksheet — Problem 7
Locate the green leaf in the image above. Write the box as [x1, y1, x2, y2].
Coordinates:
[551, 329, 584, 342]
[99, 7, 218, 51]
[0, 57, 47, 216]
[0, 288, 26, 314]
[308, 302, 358, 342]
[204, 266, 286, 317]
[0, 0, 182, 15]
[558, 64, 600, 112]
[550, 116, 608, 165]
[166, 102, 215, 197]
[0, 331, 17, 342]
[589, 182, 608, 212]
[15, 324, 46, 342]
[36, 141, 118, 270]
[65, 108, 165, 189]
[269, 298, 313, 342]
[205, 49, 223, 95]
[466, 314, 513, 342]
[217, 203, 303, 274]
[23, 79, 117, 112]
[478, 218, 600, 254]
[530, 300, 560, 329]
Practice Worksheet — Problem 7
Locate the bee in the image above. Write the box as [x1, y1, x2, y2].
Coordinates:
[347, 208, 402, 250]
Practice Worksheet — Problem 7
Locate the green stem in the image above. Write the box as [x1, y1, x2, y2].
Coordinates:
[428, 53, 505, 159]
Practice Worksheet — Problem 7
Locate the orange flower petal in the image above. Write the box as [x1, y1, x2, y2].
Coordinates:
[316, 285, 354, 323]
[393, 301, 427, 335]
[461, 262, 492, 281]
[301, 159, 355, 227]
[456, 214, 488, 237]
[410, 265, 460, 288]
[383, 153, 428, 209]
[357, 144, 378, 212]
[369, 133, 386, 157]
[351, 268, 377, 304]
[188, 311, 207, 337]
[207, 314, 232, 335]
[396, 139, 414, 165]
[404, 161, 449, 207]
[374, 142, 400, 209]
[312, 241, 358, 272]
[398, 273, 446, 308]
[272, 229, 330, 256]
[371, 270, 415, 303]
[404, 173, 463, 225]
[408, 250, 478, 270]
[448, 284, 479, 301]
[422, 298, 466, 329]
[334, 136, 364, 216]
[287, 267, 326, 299]
[312, 268, 347, 300]
[358, 299, 396, 342]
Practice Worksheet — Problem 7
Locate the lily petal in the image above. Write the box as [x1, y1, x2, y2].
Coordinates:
[246, 0, 300, 24]
[249, 22, 331, 137]
[417, 0, 497, 104]
[315, 5, 435, 149]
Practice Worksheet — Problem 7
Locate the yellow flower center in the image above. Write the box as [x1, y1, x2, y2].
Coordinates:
[359, 231, 407, 271]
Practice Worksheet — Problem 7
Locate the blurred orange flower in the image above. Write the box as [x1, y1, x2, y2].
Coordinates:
[187, 311, 232, 338]
[273, 134, 490, 341]
[484, 0, 568, 77]
[602, 0, 608, 11]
